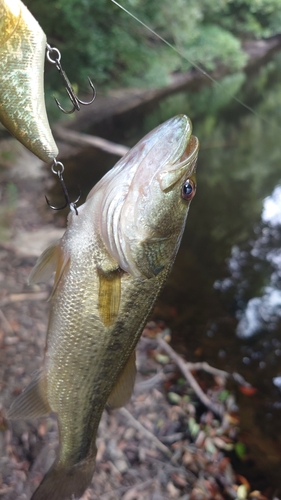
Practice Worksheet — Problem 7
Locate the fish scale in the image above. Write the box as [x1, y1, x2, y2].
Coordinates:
[7, 115, 199, 500]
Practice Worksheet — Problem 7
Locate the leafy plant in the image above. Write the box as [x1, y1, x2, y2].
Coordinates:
[24, 0, 281, 100]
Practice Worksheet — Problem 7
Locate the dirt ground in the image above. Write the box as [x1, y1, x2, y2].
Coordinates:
[0, 139, 276, 500]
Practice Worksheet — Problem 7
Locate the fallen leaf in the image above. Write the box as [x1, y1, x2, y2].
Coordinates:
[171, 472, 187, 488]
[238, 386, 258, 396]
[249, 491, 269, 500]
[237, 484, 248, 499]
[167, 481, 180, 498]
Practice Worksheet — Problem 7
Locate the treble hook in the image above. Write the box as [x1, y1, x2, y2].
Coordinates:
[46, 160, 80, 215]
[46, 44, 96, 114]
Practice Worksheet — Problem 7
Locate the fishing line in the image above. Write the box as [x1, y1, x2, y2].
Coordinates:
[111, 0, 278, 129]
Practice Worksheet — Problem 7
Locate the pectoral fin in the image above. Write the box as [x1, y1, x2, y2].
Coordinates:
[98, 268, 121, 327]
[7, 371, 51, 420]
[107, 351, 136, 409]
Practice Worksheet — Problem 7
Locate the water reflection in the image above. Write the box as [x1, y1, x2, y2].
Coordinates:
[59, 49, 281, 488]
[263, 186, 281, 225]
[217, 185, 281, 339]
[129, 51, 281, 486]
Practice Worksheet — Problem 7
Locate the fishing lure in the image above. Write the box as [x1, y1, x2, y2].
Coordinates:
[0, 0, 95, 210]
[46, 44, 96, 115]
[0, 0, 58, 162]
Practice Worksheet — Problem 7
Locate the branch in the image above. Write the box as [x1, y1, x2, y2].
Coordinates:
[118, 407, 172, 458]
[134, 371, 166, 394]
[156, 335, 224, 418]
[0, 291, 49, 307]
[0, 309, 14, 334]
[185, 361, 229, 378]
[54, 126, 129, 157]
[185, 361, 252, 388]
[100, 480, 154, 500]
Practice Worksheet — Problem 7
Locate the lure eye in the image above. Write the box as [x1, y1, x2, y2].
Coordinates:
[182, 179, 196, 201]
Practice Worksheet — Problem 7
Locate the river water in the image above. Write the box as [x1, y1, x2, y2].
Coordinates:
[58, 50, 281, 490]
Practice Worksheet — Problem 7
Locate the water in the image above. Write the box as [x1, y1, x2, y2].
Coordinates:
[57, 50, 281, 489]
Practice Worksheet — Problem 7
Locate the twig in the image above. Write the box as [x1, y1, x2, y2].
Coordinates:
[134, 371, 166, 394]
[99, 480, 154, 500]
[118, 407, 172, 458]
[122, 479, 155, 500]
[232, 371, 252, 388]
[185, 361, 229, 378]
[156, 335, 224, 418]
[0, 291, 49, 307]
[54, 127, 130, 157]
[99, 486, 130, 500]
[145, 454, 197, 482]
[185, 362, 251, 388]
[22, 442, 57, 500]
[0, 309, 14, 334]
[160, 432, 184, 444]
[0, 486, 13, 496]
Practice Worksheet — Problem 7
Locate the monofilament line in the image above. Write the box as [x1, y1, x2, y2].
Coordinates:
[111, 0, 278, 130]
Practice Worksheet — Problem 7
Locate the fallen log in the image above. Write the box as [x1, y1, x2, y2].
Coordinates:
[54, 126, 129, 158]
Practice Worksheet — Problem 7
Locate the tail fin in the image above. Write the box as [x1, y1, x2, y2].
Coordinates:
[31, 458, 95, 500]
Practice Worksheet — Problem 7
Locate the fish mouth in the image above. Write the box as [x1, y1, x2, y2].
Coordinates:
[178, 135, 199, 165]
[158, 134, 199, 192]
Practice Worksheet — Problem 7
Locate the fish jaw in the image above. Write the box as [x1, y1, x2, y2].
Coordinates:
[0, 0, 58, 162]
[91, 115, 199, 278]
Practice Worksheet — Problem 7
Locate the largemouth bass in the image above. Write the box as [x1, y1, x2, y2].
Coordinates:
[0, 0, 58, 161]
[8, 115, 199, 500]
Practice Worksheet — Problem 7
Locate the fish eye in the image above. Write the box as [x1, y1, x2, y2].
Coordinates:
[182, 179, 196, 201]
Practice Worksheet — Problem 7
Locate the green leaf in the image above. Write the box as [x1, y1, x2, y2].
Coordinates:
[235, 441, 247, 459]
[168, 392, 182, 404]
[155, 354, 170, 365]
[188, 417, 200, 438]
[218, 389, 230, 402]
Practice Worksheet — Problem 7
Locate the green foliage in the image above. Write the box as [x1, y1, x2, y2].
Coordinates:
[214, 0, 281, 38]
[137, 49, 281, 266]
[24, 0, 281, 97]
[235, 441, 247, 459]
[141, 72, 246, 135]
[186, 25, 247, 71]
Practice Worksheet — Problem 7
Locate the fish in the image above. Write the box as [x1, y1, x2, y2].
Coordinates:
[0, 0, 58, 162]
[7, 114, 199, 500]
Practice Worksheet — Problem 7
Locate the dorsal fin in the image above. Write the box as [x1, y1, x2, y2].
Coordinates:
[49, 251, 70, 300]
[28, 242, 60, 284]
[28, 241, 70, 300]
[107, 351, 136, 409]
